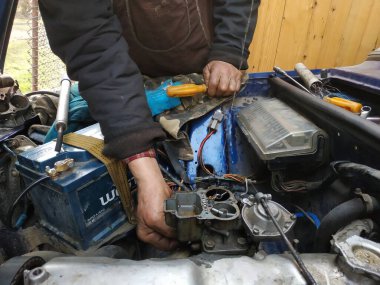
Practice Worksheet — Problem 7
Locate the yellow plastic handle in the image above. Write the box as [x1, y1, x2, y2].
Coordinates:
[323, 97, 363, 114]
[167, 84, 207, 97]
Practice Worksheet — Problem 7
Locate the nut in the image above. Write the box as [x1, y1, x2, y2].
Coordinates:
[204, 239, 215, 250]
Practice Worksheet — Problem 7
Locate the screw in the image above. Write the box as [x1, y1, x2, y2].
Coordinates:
[291, 214, 297, 221]
[293, 239, 300, 251]
[252, 228, 260, 235]
[237, 237, 247, 246]
[205, 239, 215, 250]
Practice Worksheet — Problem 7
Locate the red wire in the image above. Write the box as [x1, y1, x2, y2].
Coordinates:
[197, 130, 216, 176]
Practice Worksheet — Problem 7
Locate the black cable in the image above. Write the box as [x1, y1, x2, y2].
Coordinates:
[24, 90, 60, 97]
[6, 176, 50, 229]
[158, 164, 191, 192]
[55, 127, 64, 152]
[260, 199, 317, 285]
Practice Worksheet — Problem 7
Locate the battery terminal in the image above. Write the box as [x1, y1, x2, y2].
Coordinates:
[45, 158, 75, 178]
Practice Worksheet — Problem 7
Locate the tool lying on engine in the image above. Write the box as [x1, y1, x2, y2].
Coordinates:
[294, 63, 323, 97]
[275, 65, 373, 119]
[323, 96, 363, 114]
[273, 66, 313, 95]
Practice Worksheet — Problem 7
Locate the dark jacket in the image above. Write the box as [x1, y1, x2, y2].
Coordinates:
[39, 0, 260, 159]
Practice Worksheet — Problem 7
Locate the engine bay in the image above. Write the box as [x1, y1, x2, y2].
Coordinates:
[1, 58, 380, 284]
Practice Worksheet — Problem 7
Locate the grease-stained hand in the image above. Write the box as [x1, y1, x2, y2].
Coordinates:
[128, 157, 178, 251]
[203, 60, 244, 97]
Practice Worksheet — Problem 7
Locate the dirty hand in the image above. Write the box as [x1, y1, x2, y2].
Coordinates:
[203, 60, 243, 97]
[127, 156, 178, 251]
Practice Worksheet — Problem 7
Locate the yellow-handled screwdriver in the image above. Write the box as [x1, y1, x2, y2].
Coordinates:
[323, 97, 363, 114]
[167, 84, 207, 97]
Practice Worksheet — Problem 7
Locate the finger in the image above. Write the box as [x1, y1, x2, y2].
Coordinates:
[140, 210, 177, 239]
[233, 73, 242, 92]
[216, 73, 230, 96]
[137, 225, 178, 251]
[203, 65, 211, 86]
[227, 78, 237, 95]
[151, 220, 177, 239]
[207, 70, 221, 97]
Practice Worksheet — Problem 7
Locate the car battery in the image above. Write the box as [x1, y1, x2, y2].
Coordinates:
[16, 124, 134, 250]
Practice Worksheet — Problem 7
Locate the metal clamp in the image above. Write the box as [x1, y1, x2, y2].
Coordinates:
[355, 190, 374, 213]
[45, 158, 75, 178]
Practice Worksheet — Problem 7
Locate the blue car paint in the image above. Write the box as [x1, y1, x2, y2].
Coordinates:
[186, 75, 273, 183]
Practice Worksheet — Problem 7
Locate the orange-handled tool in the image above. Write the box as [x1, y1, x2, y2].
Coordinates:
[167, 84, 207, 97]
[323, 97, 363, 114]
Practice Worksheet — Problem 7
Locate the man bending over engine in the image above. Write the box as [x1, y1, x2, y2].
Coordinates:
[38, 0, 260, 250]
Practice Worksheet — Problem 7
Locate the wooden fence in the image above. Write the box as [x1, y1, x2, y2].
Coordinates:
[248, 0, 380, 72]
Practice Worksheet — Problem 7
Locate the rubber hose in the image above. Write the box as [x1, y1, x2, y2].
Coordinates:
[314, 197, 380, 252]
[334, 162, 380, 183]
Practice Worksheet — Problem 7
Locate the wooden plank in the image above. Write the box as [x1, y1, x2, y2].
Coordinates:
[273, 0, 314, 70]
[302, 0, 332, 69]
[355, 0, 380, 63]
[316, 0, 353, 68]
[248, 0, 286, 72]
[247, 0, 380, 72]
[335, 0, 374, 67]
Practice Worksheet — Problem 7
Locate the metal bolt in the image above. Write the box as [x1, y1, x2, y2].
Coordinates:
[252, 228, 260, 235]
[290, 214, 297, 221]
[204, 239, 215, 250]
[11, 169, 19, 177]
[237, 237, 247, 246]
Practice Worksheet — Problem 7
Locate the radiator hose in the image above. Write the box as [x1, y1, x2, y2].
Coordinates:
[314, 196, 380, 252]
[332, 161, 380, 187]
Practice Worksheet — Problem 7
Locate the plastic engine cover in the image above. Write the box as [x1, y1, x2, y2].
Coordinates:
[237, 98, 326, 161]
[16, 124, 132, 250]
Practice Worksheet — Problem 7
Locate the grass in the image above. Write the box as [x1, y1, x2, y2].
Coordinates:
[3, 17, 65, 92]
[4, 17, 31, 92]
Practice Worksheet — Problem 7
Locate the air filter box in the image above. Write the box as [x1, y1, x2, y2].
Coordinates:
[16, 124, 133, 250]
[237, 98, 327, 169]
